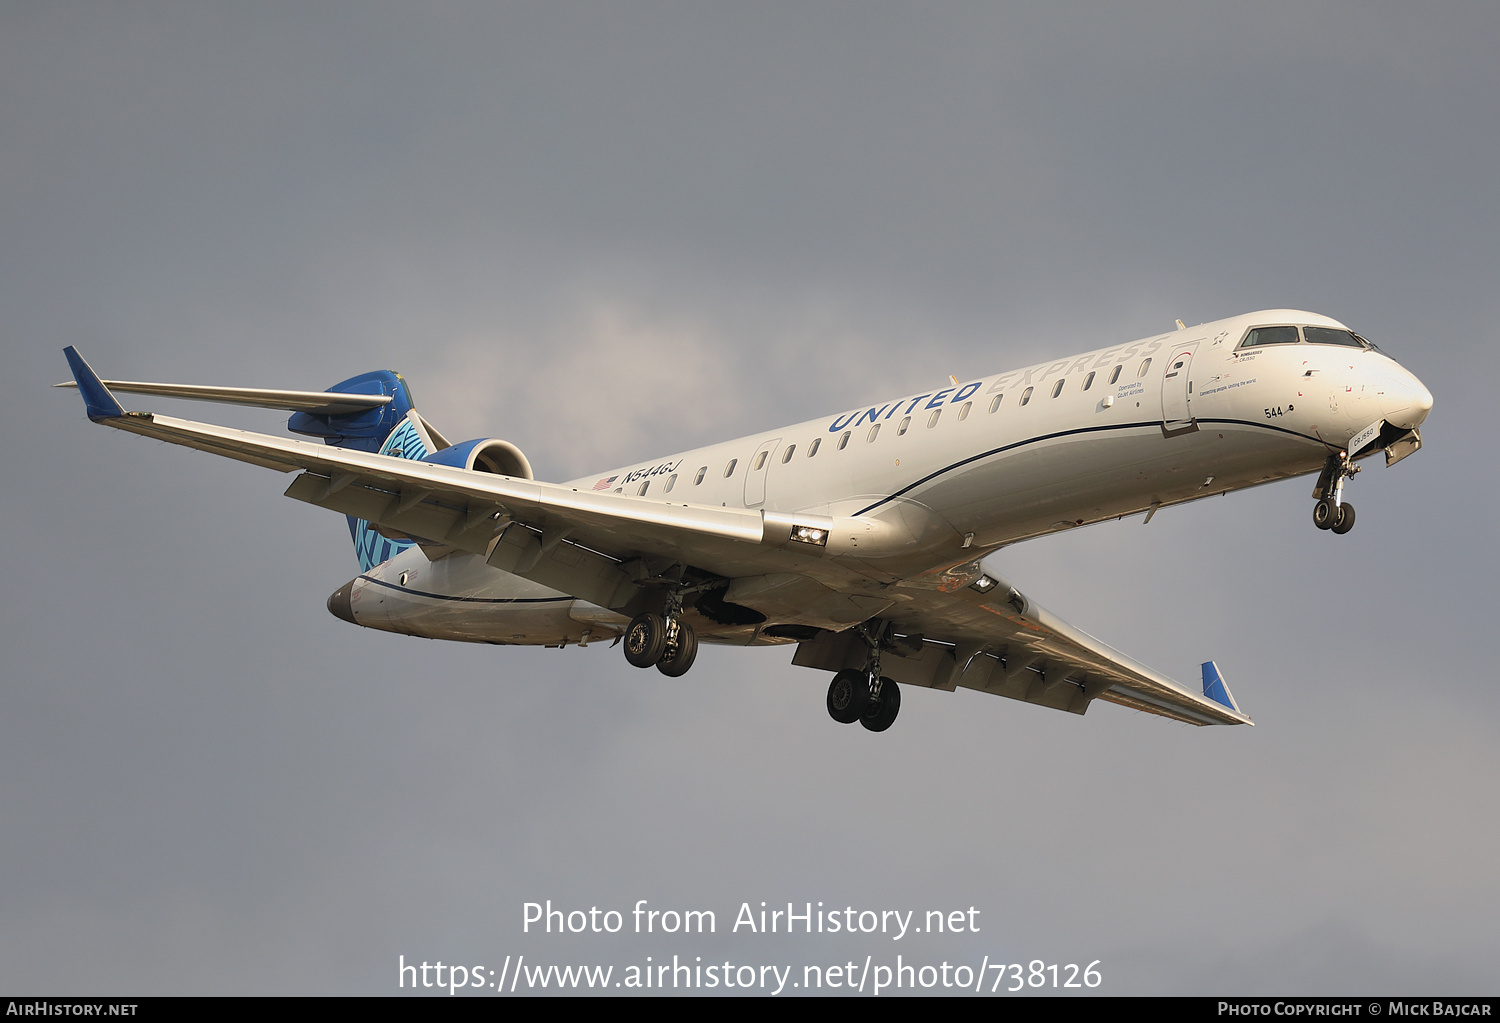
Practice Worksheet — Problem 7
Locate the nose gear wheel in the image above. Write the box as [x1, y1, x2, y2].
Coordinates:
[1311, 452, 1360, 536]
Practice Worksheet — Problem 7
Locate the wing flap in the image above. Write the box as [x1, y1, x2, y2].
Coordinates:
[798, 569, 1252, 726]
[283, 471, 640, 610]
[102, 410, 768, 545]
[67, 371, 847, 609]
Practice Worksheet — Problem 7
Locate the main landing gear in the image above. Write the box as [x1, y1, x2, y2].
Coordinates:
[1312, 452, 1360, 535]
[827, 670, 902, 732]
[824, 622, 902, 732]
[622, 594, 699, 677]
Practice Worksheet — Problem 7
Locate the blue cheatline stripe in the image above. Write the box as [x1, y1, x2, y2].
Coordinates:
[359, 575, 574, 605]
[851, 417, 1323, 517]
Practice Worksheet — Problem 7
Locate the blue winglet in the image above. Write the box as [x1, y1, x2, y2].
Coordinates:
[1201, 660, 1241, 713]
[62, 347, 125, 422]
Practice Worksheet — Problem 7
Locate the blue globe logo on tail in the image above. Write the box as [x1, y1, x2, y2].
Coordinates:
[352, 416, 430, 572]
[284, 368, 428, 575]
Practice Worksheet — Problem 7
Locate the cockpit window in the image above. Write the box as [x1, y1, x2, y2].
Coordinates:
[1303, 326, 1365, 348]
[1240, 325, 1301, 348]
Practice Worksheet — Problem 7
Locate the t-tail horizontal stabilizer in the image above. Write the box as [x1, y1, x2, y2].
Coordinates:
[62, 347, 125, 422]
[1201, 660, 1243, 715]
[53, 375, 393, 416]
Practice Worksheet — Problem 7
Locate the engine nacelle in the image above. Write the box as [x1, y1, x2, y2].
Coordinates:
[420, 438, 533, 480]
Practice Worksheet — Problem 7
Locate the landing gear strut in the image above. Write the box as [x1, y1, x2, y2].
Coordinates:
[1312, 452, 1359, 536]
[861, 678, 901, 732]
[622, 589, 699, 676]
[824, 621, 903, 732]
[656, 620, 698, 677]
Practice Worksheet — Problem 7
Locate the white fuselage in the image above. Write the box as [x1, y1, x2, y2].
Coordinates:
[344, 309, 1432, 645]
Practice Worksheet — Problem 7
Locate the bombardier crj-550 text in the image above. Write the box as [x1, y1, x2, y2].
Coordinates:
[62, 310, 1431, 732]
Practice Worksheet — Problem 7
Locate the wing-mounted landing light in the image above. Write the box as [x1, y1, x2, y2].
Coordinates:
[789, 524, 829, 547]
[966, 572, 1026, 614]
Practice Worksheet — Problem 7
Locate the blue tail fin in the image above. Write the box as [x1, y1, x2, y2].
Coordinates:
[288, 370, 436, 572]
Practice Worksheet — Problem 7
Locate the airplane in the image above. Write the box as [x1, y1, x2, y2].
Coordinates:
[60, 309, 1432, 733]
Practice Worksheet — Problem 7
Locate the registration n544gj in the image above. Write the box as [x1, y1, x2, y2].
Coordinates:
[62, 309, 1431, 732]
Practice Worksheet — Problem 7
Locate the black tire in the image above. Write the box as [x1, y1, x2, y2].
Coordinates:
[1331, 501, 1356, 535]
[826, 669, 869, 724]
[656, 621, 698, 677]
[1313, 498, 1336, 530]
[861, 677, 902, 732]
[623, 612, 667, 668]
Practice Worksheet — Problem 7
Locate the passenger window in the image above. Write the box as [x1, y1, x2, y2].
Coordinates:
[989, 394, 1004, 413]
[723, 458, 737, 477]
[1050, 379, 1065, 398]
[1108, 366, 1121, 385]
[637, 481, 649, 496]
[898, 416, 911, 436]
[665, 474, 676, 492]
[694, 466, 706, 485]
[927, 409, 941, 428]
[1083, 371, 1095, 391]
[867, 424, 880, 443]
[753, 451, 768, 471]
[838, 432, 851, 450]
[807, 438, 820, 457]
[1137, 358, 1152, 378]
[1304, 326, 1364, 347]
[1020, 386, 1033, 406]
[1240, 325, 1300, 348]
[781, 445, 795, 463]
[958, 401, 971, 420]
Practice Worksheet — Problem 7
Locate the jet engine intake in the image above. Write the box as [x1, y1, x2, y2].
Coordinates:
[419, 438, 533, 480]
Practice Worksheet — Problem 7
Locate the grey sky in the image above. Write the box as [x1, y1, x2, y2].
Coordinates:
[2, 3, 1496, 994]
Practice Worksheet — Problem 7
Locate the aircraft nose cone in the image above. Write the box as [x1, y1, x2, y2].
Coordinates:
[1409, 379, 1434, 425]
[1385, 369, 1434, 430]
[327, 580, 357, 624]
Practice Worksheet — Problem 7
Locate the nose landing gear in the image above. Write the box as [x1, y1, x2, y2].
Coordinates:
[1313, 498, 1355, 534]
[1312, 452, 1360, 535]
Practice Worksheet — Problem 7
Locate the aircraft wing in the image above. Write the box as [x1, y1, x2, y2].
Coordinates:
[60, 349, 872, 613]
[794, 564, 1252, 726]
[63, 349, 1248, 727]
